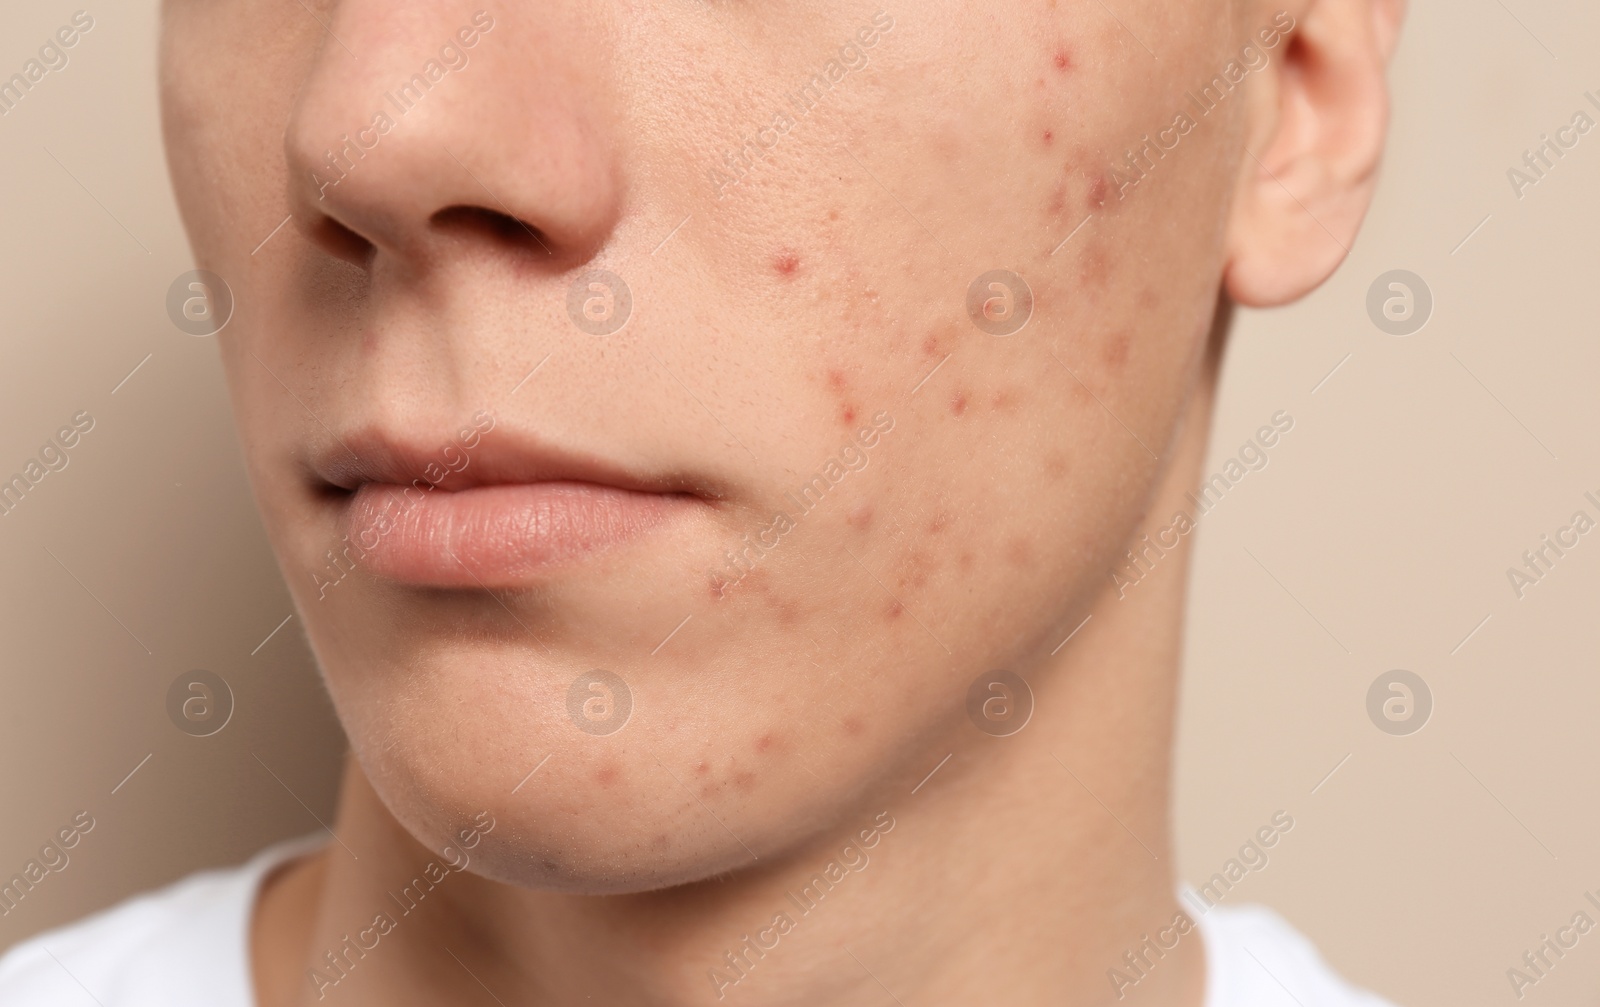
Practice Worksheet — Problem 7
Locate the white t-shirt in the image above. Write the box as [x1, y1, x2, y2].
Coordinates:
[0, 836, 1398, 1006]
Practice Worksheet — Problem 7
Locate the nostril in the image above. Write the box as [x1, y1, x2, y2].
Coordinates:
[310, 215, 376, 267]
[431, 205, 553, 258]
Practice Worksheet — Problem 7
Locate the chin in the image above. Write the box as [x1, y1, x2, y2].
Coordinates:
[324, 639, 873, 896]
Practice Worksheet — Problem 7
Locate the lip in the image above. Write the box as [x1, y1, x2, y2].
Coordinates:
[311, 426, 714, 588]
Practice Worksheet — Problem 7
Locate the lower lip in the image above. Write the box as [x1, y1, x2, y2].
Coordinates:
[339, 482, 685, 587]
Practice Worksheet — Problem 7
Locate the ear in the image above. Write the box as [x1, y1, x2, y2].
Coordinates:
[1222, 0, 1407, 307]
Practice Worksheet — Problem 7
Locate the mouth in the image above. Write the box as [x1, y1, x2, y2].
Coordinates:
[309, 421, 718, 589]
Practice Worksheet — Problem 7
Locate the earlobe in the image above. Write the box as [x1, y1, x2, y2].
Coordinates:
[1222, 0, 1407, 307]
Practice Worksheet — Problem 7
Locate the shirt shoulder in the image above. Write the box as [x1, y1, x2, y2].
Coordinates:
[0, 834, 322, 1007]
[1194, 898, 1400, 1007]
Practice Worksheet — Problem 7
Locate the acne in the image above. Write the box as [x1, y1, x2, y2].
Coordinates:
[927, 511, 952, 535]
[596, 763, 621, 789]
[949, 390, 968, 417]
[1042, 129, 1054, 147]
[990, 387, 1024, 412]
[1086, 174, 1109, 210]
[895, 547, 937, 591]
[754, 732, 789, 755]
[840, 403, 858, 426]
[1078, 244, 1110, 290]
[773, 598, 803, 627]
[884, 600, 904, 621]
[773, 251, 800, 276]
[1005, 536, 1035, 569]
[1102, 328, 1131, 370]
[1053, 46, 1074, 72]
[1045, 181, 1068, 218]
[842, 715, 864, 737]
[921, 321, 960, 360]
[846, 501, 875, 530]
[695, 761, 711, 775]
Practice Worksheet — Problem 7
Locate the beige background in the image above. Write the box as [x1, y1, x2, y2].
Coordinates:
[2, 2, 1597, 1004]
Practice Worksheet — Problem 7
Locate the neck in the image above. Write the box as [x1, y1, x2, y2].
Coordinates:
[259, 349, 1223, 1007]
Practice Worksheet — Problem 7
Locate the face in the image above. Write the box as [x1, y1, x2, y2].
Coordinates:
[160, 0, 1269, 891]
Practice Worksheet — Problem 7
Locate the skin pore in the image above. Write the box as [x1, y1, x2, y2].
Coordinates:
[158, 0, 1402, 1004]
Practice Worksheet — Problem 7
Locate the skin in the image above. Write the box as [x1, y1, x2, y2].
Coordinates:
[158, 0, 1403, 1003]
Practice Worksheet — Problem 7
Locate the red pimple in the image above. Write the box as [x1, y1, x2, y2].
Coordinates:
[755, 733, 774, 753]
[1046, 182, 1067, 217]
[841, 404, 857, 424]
[1053, 47, 1073, 72]
[842, 716, 864, 737]
[847, 502, 874, 530]
[826, 368, 848, 390]
[950, 391, 968, 416]
[695, 761, 711, 775]
[1087, 175, 1109, 208]
[774, 251, 800, 276]
[1042, 129, 1054, 146]
[885, 600, 904, 621]
[596, 764, 620, 788]
[1102, 329, 1131, 369]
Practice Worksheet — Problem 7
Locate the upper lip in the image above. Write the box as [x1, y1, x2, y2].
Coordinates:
[309, 426, 721, 498]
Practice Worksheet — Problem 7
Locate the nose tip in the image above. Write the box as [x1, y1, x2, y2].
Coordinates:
[281, 5, 622, 271]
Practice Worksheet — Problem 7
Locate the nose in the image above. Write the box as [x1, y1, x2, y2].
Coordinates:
[282, 3, 622, 269]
